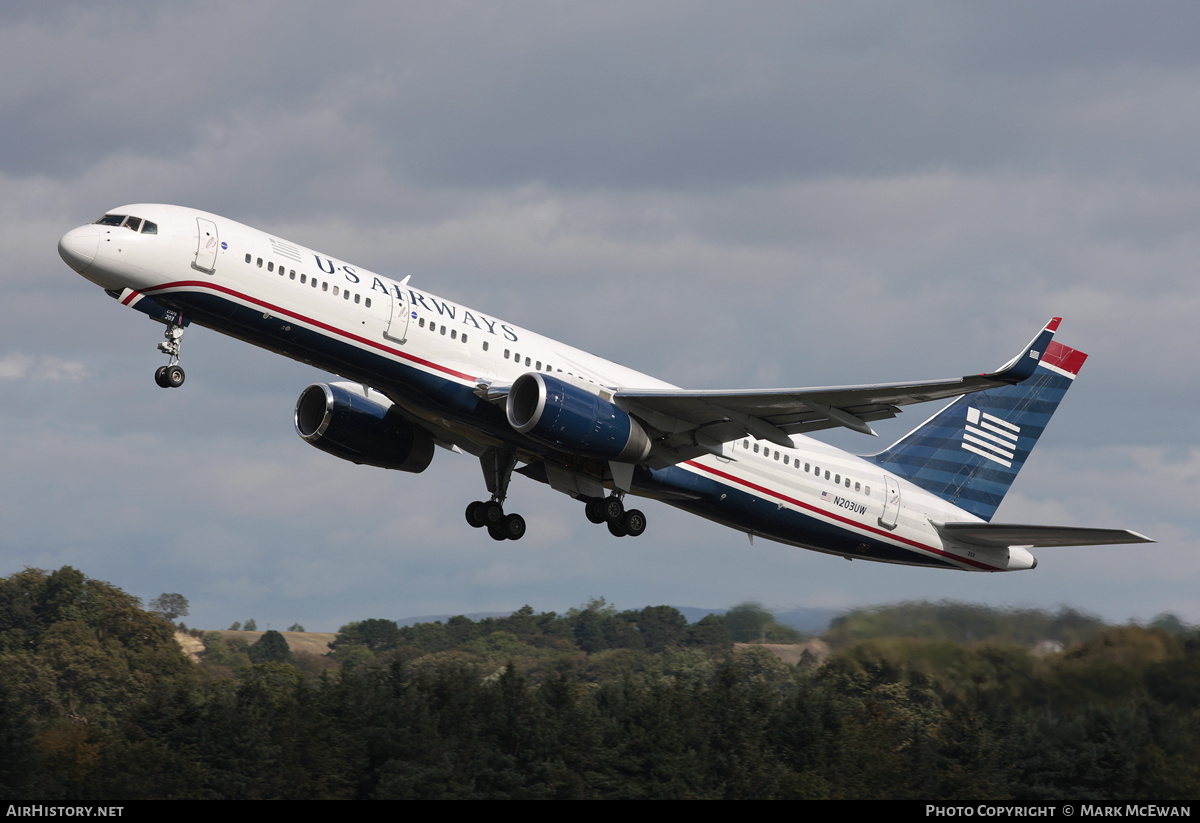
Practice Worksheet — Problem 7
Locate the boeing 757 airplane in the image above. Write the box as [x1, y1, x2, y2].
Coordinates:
[59, 205, 1151, 570]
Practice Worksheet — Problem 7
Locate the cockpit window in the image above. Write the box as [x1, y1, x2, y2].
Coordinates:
[94, 214, 150, 232]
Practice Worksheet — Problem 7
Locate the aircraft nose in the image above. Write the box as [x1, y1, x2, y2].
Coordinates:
[58, 225, 99, 274]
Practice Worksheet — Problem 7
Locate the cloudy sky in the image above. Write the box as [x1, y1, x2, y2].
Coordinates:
[3, 2, 1197, 631]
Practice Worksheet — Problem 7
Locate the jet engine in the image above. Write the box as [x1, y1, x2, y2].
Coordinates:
[506, 372, 651, 463]
[294, 382, 434, 473]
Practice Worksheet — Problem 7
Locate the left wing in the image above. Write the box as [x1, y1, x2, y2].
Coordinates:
[616, 318, 1061, 465]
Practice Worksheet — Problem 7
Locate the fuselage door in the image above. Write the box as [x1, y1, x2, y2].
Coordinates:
[878, 475, 901, 530]
[384, 285, 411, 344]
[193, 218, 219, 273]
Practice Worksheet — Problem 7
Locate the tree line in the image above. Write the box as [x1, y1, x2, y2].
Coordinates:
[2, 566, 1198, 799]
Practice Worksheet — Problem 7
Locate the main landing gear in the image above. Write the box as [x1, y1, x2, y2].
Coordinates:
[465, 449, 527, 541]
[584, 494, 647, 538]
[463, 451, 647, 541]
[153, 322, 186, 389]
[465, 500, 527, 541]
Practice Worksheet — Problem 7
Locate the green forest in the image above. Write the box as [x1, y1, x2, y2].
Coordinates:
[2, 566, 1199, 799]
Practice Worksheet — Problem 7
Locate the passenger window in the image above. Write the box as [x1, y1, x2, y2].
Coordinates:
[333, 286, 339, 296]
[524, 357, 530, 366]
[354, 294, 360, 304]
[365, 298, 371, 308]
[482, 341, 488, 351]
[451, 330, 457, 340]
[535, 361, 541, 370]
[290, 271, 296, 280]
[268, 262, 274, 272]
[419, 318, 425, 328]
[440, 326, 446, 335]
[855, 482, 861, 492]
[835, 474, 840, 484]
[825, 470, 830, 480]
[245, 254, 252, 264]
[753, 444, 760, 454]
[322, 282, 328, 292]
[462, 334, 468, 344]
[258, 258, 264, 268]
[300, 274, 307, 284]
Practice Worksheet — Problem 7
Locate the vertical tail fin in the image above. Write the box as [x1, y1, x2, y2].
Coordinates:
[864, 339, 1086, 521]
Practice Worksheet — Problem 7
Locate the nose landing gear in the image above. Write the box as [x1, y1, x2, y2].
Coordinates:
[154, 363, 185, 388]
[153, 322, 186, 388]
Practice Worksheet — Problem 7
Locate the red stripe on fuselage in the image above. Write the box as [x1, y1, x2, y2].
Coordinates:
[142, 280, 476, 382]
[683, 460, 997, 571]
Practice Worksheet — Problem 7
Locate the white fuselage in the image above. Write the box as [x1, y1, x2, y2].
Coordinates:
[60, 203, 1029, 572]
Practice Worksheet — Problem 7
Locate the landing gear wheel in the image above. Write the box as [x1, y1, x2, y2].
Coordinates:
[622, 509, 647, 537]
[607, 518, 629, 537]
[602, 496, 624, 523]
[501, 513, 526, 541]
[154, 322, 187, 389]
[585, 498, 607, 524]
[482, 500, 505, 526]
[472, 450, 524, 539]
[466, 501, 487, 528]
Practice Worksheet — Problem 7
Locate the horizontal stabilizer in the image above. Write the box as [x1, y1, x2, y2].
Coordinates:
[932, 521, 1154, 548]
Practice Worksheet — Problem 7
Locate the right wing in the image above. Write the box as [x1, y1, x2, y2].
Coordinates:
[615, 318, 1063, 466]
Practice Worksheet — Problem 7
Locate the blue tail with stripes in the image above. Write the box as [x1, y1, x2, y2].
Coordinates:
[864, 337, 1086, 522]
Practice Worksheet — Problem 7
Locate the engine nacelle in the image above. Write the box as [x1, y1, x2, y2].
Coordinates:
[294, 383, 435, 473]
[506, 372, 651, 463]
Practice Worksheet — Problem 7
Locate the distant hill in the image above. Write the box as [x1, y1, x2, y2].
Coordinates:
[396, 604, 839, 635]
